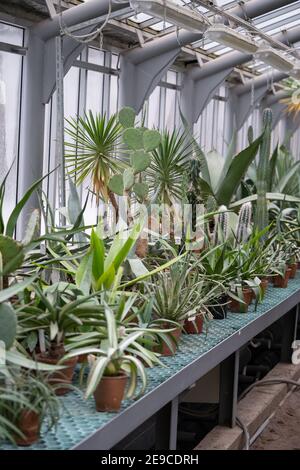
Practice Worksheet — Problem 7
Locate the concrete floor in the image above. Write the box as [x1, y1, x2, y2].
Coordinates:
[251, 389, 300, 450]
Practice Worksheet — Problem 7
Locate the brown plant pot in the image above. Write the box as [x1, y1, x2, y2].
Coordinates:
[36, 354, 78, 396]
[135, 237, 148, 259]
[93, 373, 128, 412]
[229, 288, 253, 313]
[273, 268, 292, 288]
[15, 410, 40, 446]
[184, 316, 204, 334]
[77, 353, 88, 364]
[157, 327, 182, 356]
[297, 261, 300, 270]
[252, 278, 269, 300]
[288, 263, 297, 279]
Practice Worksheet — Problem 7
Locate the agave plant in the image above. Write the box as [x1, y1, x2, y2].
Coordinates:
[65, 111, 125, 206]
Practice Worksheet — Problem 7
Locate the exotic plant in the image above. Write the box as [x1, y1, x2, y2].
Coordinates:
[255, 108, 272, 235]
[146, 128, 192, 205]
[65, 111, 124, 208]
[1, 368, 61, 445]
[280, 78, 300, 116]
[108, 107, 161, 205]
[236, 202, 252, 245]
[17, 281, 104, 359]
[65, 304, 148, 403]
[212, 205, 229, 246]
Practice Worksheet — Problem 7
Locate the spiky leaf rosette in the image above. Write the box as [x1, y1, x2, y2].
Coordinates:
[65, 111, 125, 203]
[147, 128, 193, 205]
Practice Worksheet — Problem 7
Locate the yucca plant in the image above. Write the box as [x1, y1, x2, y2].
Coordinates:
[147, 128, 192, 205]
[65, 111, 125, 207]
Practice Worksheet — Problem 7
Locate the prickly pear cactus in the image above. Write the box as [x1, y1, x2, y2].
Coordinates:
[0, 302, 17, 349]
[236, 202, 252, 244]
[255, 108, 272, 235]
[108, 107, 161, 203]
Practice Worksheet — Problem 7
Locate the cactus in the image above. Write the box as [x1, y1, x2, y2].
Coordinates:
[108, 107, 161, 204]
[131, 150, 151, 173]
[143, 130, 161, 152]
[118, 107, 136, 129]
[236, 202, 252, 244]
[108, 174, 124, 196]
[0, 302, 17, 349]
[213, 205, 229, 246]
[255, 108, 272, 236]
[247, 125, 254, 145]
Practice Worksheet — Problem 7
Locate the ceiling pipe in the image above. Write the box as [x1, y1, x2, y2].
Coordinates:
[125, 0, 294, 63]
[228, 0, 297, 21]
[235, 71, 287, 95]
[33, 0, 129, 41]
[265, 90, 290, 106]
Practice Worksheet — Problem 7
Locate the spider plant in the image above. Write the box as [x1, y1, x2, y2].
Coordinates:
[65, 111, 125, 206]
[1, 367, 61, 445]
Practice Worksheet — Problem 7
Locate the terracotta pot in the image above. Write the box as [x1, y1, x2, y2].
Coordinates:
[93, 373, 128, 412]
[36, 354, 78, 396]
[77, 353, 88, 364]
[184, 315, 204, 334]
[288, 263, 297, 279]
[157, 327, 182, 356]
[273, 268, 292, 288]
[229, 288, 253, 313]
[135, 237, 148, 258]
[15, 410, 40, 446]
[252, 278, 269, 299]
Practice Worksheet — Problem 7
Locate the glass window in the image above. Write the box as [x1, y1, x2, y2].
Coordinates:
[0, 22, 24, 224]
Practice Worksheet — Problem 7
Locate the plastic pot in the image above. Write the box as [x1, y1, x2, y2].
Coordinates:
[15, 410, 40, 446]
[36, 354, 78, 396]
[273, 268, 292, 288]
[252, 278, 269, 300]
[288, 263, 297, 279]
[210, 295, 228, 320]
[184, 315, 204, 334]
[157, 327, 182, 356]
[229, 287, 253, 313]
[93, 373, 128, 412]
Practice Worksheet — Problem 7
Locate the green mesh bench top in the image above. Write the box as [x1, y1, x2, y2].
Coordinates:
[1, 275, 300, 451]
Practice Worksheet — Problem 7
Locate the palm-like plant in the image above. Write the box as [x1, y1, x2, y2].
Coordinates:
[147, 128, 192, 205]
[65, 111, 125, 206]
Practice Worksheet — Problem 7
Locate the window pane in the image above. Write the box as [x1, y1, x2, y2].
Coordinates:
[0, 49, 23, 223]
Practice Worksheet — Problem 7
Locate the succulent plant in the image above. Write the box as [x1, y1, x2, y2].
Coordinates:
[108, 107, 161, 203]
[236, 202, 252, 244]
[212, 205, 229, 246]
[0, 302, 17, 349]
[255, 108, 272, 236]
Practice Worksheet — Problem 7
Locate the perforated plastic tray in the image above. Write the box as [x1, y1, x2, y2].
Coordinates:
[2, 275, 300, 450]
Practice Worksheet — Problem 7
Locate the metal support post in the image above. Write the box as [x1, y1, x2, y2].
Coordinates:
[55, 34, 66, 223]
[219, 350, 239, 428]
[155, 397, 179, 450]
[280, 305, 299, 363]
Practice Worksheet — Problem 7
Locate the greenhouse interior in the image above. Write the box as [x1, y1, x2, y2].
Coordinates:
[2, 0, 300, 455]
